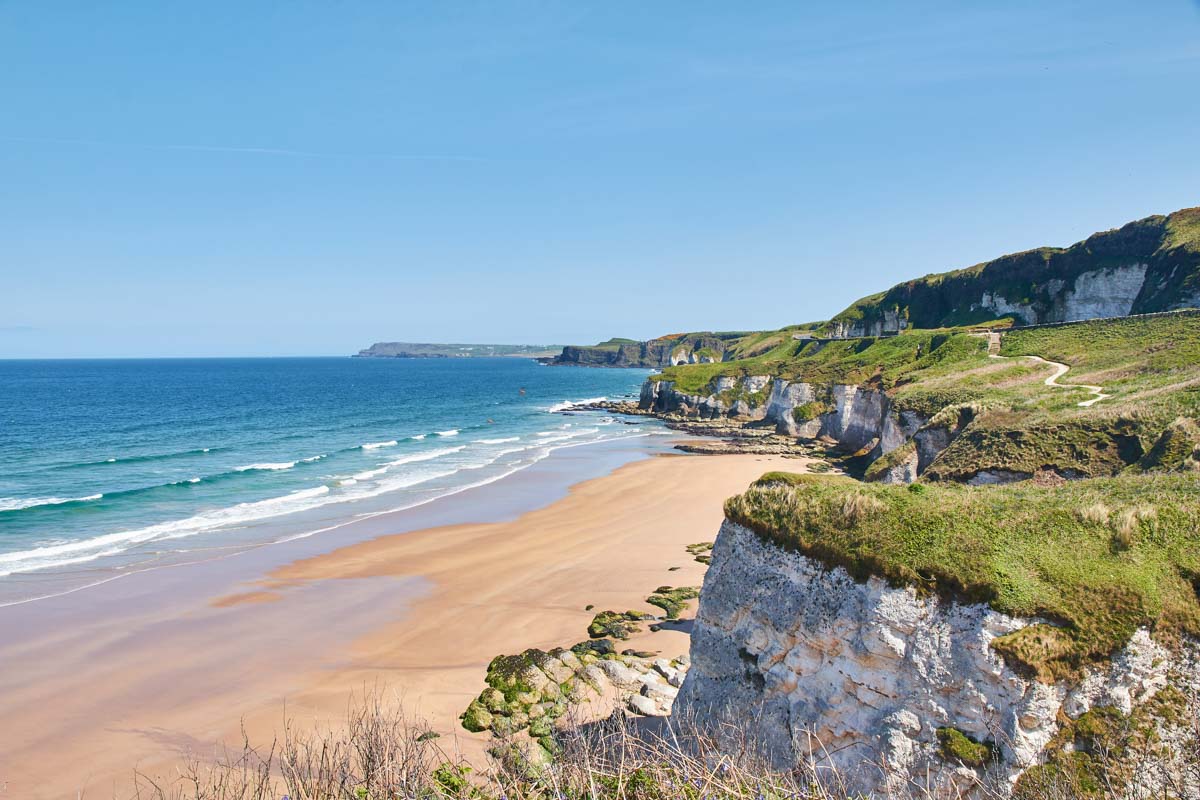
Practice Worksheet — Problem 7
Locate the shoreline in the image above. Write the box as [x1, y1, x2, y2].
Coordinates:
[0, 437, 813, 799]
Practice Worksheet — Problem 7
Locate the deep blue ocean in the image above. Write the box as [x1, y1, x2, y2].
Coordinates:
[0, 357, 660, 604]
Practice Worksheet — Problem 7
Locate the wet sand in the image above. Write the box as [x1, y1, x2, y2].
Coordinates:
[0, 451, 809, 799]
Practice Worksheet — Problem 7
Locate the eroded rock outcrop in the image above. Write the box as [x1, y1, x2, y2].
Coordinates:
[831, 207, 1200, 331]
[677, 521, 1198, 797]
[641, 375, 955, 479]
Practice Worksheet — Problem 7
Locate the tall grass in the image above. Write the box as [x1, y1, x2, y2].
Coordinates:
[114, 689, 1200, 800]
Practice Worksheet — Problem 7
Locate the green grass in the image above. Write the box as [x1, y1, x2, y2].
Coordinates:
[725, 472, 1200, 681]
[589, 337, 639, 351]
[651, 314, 1200, 484]
[652, 329, 991, 395]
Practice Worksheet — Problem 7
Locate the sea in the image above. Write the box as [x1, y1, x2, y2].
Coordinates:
[0, 357, 667, 607]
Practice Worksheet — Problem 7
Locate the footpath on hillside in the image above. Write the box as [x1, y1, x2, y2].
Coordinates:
[979, 331, 1110, 407]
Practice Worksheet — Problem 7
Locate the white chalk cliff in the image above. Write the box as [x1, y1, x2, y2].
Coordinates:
[676, 521, 1197, 797]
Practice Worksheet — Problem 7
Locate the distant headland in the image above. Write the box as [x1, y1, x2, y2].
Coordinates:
[354, 342, 564, 359]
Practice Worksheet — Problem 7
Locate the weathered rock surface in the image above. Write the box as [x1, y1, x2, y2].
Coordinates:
[677, 520, 1199, 797]
[830, 207, 1200, 330]
[462, 642, 691, 738]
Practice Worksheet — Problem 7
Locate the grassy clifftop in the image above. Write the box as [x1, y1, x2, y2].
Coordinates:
[653, 313, 1200, 478]
[832, 207, 1200, 330]
[650, 328, 989, 395]
[726, 472, 1200, 681]
[554, 206, 1199, 371]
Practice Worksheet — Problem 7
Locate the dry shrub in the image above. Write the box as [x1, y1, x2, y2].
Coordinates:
[840, 492, 886, 526]
[1077, 502, 1111, 526]
[117, 686, 1200, 800]
[1112, 505, 1157, 552]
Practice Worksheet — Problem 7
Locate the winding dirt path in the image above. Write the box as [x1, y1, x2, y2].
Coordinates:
[988, 353, 1110, 407]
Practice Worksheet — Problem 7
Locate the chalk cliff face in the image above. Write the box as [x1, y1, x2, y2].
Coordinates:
[678, 521, 1197, 797]
[976, 264, 1150, 325]
[833, 207, 1200, 331]
[642, 375, 958, 480]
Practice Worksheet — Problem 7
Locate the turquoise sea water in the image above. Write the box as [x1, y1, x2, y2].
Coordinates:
[0, 357, 662, 604]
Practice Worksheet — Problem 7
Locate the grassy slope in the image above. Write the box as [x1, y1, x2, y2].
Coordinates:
[830, 206, 1200, 329]
[652, 329, 991, 395]
[726, 472, 1200, 680]
[654, 313, 1200, 480]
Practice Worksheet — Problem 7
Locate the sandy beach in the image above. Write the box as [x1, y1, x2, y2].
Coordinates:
[0, 450, 808, 799]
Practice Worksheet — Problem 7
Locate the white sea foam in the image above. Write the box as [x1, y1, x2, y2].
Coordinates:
[0, 494, 103, 512]
[546, 396, 607, 413]
[235, 461, 297, 472]
[386, 446, 465, 467]
[411, 434, 427, 440]
[300, 454, 326, 463]
[0, 486, 332, 577]
[361, 440, 398, 450]
[435, 429, 459, 437]
[351, 466, 389, 481]
[474, 437, 520, 444]
[0, 425, 667, 605]
[530, 428, 598, 445]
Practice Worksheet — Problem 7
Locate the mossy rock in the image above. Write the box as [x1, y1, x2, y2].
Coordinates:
[1013, 753, 1105, 800]
[1137, 416, 1200, 472]
[460, 699, 494, 733]
[936, 726, 993, 768]
[1014, 690, 1189, 799]
[646, 586, 700, 618]
[792, 400, 829, 423]
[460, 647, 577, 733]
[587, 610, 651, 640]
[685, 542, 715, 565]
[571, 638, 616, 657]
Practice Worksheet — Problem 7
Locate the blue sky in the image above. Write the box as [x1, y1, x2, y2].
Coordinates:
[3, 1, 1199, 357]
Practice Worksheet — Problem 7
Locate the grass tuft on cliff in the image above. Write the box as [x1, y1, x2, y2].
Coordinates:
[725, 472, 1200, 681]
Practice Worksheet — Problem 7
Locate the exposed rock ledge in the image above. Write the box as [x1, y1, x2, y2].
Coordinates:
[638, 377, 943, 478]
[677, 520, 1199, 797]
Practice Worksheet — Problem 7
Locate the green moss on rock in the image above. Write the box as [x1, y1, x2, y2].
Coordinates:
[936, 727, 993, 768]
[1137, 417, 1200, 472]
[791, 401, 829, 423]
[646, 586, 700, 619]
[685, 542, 714, 564]
[587, 610, 652, 640]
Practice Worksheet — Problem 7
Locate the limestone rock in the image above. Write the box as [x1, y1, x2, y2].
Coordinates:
[677, 520, 1198, 797]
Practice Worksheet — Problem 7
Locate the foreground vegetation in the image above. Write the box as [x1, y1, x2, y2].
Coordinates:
[120, 690, 1199, 800]
[725, 472, 1200, 681]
